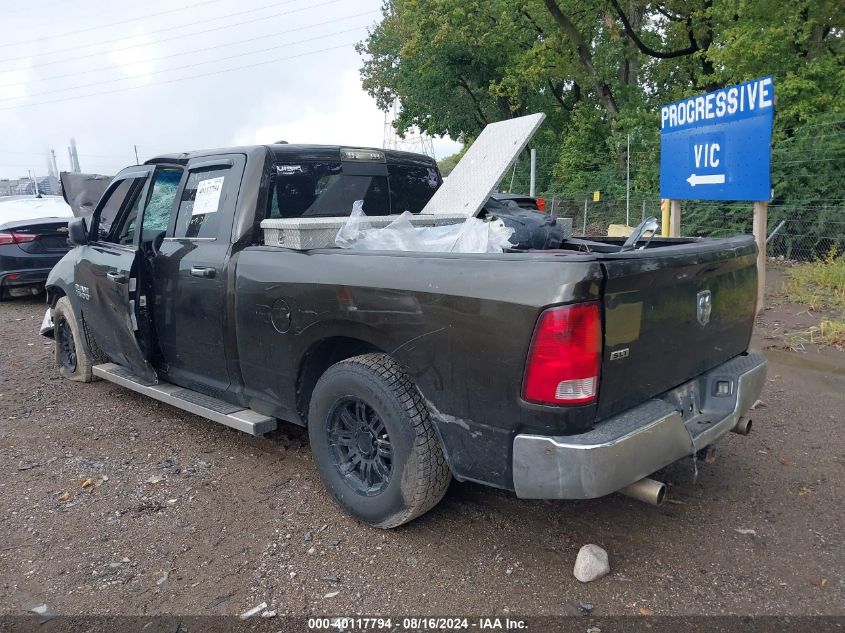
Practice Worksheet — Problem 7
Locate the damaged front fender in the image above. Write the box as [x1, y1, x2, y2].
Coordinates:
[40, 307, 54, 338]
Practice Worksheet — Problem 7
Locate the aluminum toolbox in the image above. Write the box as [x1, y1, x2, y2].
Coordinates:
[261, 214, 468, 250]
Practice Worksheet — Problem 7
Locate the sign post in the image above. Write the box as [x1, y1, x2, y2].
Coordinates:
[670, 200, 682, 237]
[753, 201, 768, 312]
[659, 76, 774, 312]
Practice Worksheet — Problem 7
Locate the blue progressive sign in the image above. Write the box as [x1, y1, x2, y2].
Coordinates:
[660, 76, 774, 201]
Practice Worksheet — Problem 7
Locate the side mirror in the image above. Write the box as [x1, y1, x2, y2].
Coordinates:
[68, 217, 88, 246]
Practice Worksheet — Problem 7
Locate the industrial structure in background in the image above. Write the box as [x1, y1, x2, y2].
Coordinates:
[0, 138, 82, 197]
[383, 100, 435, 158]
[67, 138, 81, 174]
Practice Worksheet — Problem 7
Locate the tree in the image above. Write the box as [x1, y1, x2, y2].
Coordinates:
[359, 0, 844, 210]
[437, 147, 466, 176]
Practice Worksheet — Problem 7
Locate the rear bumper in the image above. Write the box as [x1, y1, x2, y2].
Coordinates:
[0, 267, 53, 287]
[512, 352, 767, 499]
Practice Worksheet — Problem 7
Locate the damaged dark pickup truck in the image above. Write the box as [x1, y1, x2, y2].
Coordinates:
[40, 120, 766, 528]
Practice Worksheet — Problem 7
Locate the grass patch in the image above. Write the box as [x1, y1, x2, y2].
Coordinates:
[783, 319, 845, 351]
[783, 251, 845, 311]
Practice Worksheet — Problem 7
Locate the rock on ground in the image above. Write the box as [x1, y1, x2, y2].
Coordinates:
[573, 544, 610, 583]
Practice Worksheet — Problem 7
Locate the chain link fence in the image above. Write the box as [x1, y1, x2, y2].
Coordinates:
[496, 143, 845, 261]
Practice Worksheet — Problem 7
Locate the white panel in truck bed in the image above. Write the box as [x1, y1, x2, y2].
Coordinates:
[421, 113, 546, 217]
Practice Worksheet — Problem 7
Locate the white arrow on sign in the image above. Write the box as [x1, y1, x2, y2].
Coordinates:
[686, 173, 726, 186]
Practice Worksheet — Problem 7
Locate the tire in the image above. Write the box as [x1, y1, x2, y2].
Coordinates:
[308, 353, 451, 528]
[54, 296, 96, 383]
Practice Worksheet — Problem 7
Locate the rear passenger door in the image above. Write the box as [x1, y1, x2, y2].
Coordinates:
[73, 166, 156, 382]
[153, 155, 245, 397]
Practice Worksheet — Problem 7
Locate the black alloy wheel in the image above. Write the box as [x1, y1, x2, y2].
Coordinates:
[308, 353, 452, 527]
[56, 315, 77, 373]
[326, 396, 393, 496]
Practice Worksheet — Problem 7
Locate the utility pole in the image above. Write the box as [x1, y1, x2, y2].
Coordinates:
[68, 138, 80, 173]
[134, 145, 139, 164]
[625, 133, 631, 226]
[50, 149, 59, 179]
[28, 170, 40, 196]
[582, 198, 588, 235]
[529, 148, 537, 197]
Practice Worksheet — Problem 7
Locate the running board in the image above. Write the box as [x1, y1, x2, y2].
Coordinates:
[93, 363, 277, 436]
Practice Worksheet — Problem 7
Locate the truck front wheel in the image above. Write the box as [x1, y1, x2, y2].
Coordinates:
[308, 353, 451, 528]
[53, 297, 96, 383]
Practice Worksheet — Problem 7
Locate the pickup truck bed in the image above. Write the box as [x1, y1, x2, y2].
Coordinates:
[41, 141, 766, 527]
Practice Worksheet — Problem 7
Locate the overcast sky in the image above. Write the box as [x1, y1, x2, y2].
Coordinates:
[0, 0, 461, 180]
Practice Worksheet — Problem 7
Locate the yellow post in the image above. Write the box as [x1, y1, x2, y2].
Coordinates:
[670, 199, 681, 237]
[660, 199, 670, 237]
[752, 201, 768, 315]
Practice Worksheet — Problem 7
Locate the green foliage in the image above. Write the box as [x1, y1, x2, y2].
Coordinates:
[437, 146, 466, 176]
[359, 0, 845, 241]
[784, 251, 845, 311]
[783, 318, 845, 350]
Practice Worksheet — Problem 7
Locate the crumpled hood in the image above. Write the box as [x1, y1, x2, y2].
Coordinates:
[60, 171, 112, 217]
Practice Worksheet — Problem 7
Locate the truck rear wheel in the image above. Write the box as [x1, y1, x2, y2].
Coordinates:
[54, 296, 96, 383]
[308, 353, 451, 528]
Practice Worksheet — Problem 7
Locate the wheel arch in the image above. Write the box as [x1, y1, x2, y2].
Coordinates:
[45, 283, 66, 308]
[48, 283, 105, 364]
[296, 336, 385, 423]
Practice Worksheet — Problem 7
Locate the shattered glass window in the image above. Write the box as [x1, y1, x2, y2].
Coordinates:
[142, 168, 183, 232]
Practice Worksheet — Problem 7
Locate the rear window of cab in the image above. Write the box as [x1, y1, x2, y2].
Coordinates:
[267, 161, 441, 219]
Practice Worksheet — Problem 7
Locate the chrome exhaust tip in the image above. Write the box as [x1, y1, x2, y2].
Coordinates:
[620, 477, 666, 506]
[732, 417, 752, 435]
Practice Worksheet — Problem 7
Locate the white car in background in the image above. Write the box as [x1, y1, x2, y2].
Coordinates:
[0, 195, 74, 299]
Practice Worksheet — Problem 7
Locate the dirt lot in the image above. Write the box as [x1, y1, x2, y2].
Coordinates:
[1, 274, 843, 619]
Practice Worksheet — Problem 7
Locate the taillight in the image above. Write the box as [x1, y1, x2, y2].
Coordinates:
[0, 231, 37, 245]
[522, 302, 601, 405]
[536, 197, 546, 212]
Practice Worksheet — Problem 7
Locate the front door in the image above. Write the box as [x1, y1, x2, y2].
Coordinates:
[73, 167, 156, 382]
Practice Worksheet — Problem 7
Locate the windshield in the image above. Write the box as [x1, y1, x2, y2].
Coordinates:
[268, 161, 440, 219]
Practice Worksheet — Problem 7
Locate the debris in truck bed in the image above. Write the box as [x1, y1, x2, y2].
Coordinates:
[335, 203, 514, 253]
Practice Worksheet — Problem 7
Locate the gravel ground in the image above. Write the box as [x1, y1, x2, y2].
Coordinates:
[0, 292, 843, 618]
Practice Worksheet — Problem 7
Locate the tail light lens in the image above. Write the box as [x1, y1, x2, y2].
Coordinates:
[522, 302, 601, 405]
[0, 231, 37, 245]
[536, 197, 546, 212]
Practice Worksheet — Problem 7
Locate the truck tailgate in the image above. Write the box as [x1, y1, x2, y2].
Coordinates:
[596, 235, 758, 420]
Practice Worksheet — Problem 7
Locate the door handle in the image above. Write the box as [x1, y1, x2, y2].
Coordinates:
[106, 271, 128, 284]
[190, 266, 216, 279]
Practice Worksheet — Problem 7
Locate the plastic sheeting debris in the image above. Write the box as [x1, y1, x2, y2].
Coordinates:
[336, 201, 514, 253]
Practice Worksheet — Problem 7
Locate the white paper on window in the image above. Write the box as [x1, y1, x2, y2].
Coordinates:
[192, 176, 225, 215]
